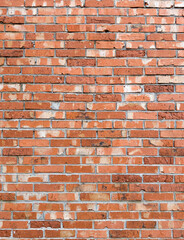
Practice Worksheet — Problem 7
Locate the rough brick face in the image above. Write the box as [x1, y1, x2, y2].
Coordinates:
[0, 0, 184, 239]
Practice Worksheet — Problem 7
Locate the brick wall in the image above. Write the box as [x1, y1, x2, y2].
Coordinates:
[0, 0, 184, 239]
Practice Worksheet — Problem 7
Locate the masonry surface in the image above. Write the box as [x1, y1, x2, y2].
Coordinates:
[0, 0, 184, 239]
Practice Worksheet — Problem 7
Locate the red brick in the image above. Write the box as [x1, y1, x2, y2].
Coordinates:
[0, 230, 11, 237]
[30, 221, 60, 228]
[13, 230, 43, 238]
[63, 221, 92, 229]
[116, 50, 145, 57]
[0, 193, 15, 201]
[0, 50, 23, 57]
[127, 221, 156, 228]
[114, 68, 143, 75]
[110, 230, 139, 238]
[145, 85, 174, 92]
[0, 16, 24, 24]
[3, 148, 33, 156]
[85, 0, 114, 7]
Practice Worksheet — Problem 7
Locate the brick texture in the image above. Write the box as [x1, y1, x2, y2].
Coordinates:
[0, 0, 184, 239]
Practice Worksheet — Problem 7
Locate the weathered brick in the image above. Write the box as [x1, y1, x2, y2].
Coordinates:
[0, 1, 182, 239]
